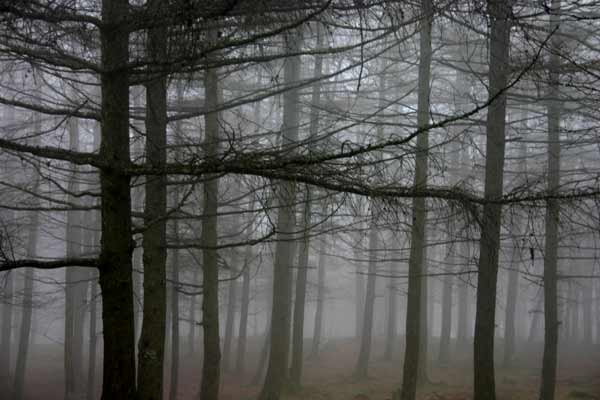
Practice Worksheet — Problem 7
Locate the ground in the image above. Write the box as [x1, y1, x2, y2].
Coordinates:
[20, 336, 600, 399]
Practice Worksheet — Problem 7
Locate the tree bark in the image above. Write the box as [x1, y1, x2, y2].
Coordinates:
[222, 255, 239, 373]
[98, 1, 137, 398]
[235, 244, 253, 375]
[473, 1, 512, 399]
[199, 49, 222, 400]
[539, 2, 562, 398]
[137, 3, 168, 397]
[289, 189, 311, 387]
[310, 232, 327, 359]
[258, 28, 302, 400]
[396, 1, 432, 398]
[13, 107, 41, 400]
[170, 221, 180, 400]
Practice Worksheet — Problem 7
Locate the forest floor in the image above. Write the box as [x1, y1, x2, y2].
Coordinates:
[19, 336, 600, 399]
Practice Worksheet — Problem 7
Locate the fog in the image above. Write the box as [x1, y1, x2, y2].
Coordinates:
[1, 1, 600, 400]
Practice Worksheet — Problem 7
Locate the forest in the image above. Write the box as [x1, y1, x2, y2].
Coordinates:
[0, 1, 599, 399]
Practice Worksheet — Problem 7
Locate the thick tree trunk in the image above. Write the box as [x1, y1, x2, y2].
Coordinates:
[137, 4, 168, 397]
[473, 2, 512, 399]
[199, 49, 222, 400]
[98, 1, 137, 398]
[259, 28, 302, 400]
[354, 215, 378, 379]
[540, 3, 561, 397]
[396, 1, 432, 398]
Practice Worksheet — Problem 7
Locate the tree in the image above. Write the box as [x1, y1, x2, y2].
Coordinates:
[473, 1, 513, 399]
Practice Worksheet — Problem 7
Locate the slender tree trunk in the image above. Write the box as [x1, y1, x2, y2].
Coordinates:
[438, 248, 452, 364]
[310, 233, 327, 359]
[170, 222, 180, 400]
[13, 217, 38, 400]
[396, 1, 432, 398]
[503, 239, 520, 366]
[355, 249, 365, 340]
[88, 272, 99, 400]
[290, 188, 312, 388]
[13, 108, 41, 400]
[504, 135, 527, 367]
[0, 269, 13, 394]
[222, 256, 239, 373]
[189, 266, 198, 355]
[259, 28, 302, 400]
[235, 244, 252, 375]
[200, 42, 222, 400]
[473, 2, 512, 399]
[354, 215, 378, 379]
[98, 1, 137, 398]
[540, 4, 561, 396]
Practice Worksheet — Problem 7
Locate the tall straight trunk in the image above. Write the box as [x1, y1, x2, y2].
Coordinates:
[503, 239, 521, 366]
[13, 220, 37, 400]
[188, 266, 198, 355]
[235, 244, 253, 375]
[396, 1, 432, 399]
[259, 28, 302, 400]
[355, 249, 366, 340]
[87, 123, 101, 400]
[290, 25, 322, 380]
[310, 233, 327, 359]
[504, 135, 526, 367]
[456, 270, 469, 351]
[473, 2, 512, 399]
[222, 256, 238, 373]
[354, 215, 378, 379]
[13, 109, 41, 400]
[65, 104, 87, 400]
[170, 221, 180, 400]
[200, 43, 222, 400]
[290, 189, 311, 387]
[137, 4, 168, 398]
[87, 271, 99, 400]
[583, 280, 593, 345]
[438, 247, 452, 364]
[384, 256, 398, 361]
[540, 3, 561, 397]
[98, 0, 136, 398]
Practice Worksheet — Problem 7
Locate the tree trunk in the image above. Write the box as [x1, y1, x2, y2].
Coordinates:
[235, 244, 253, 375]
[310, 233, 327, 359]
[170, 222, 180, 400]
[13, 108, 41, 400]
[354, 215, 378, 379]
[473, 2, 512, 399]
[137, 4, 168, 397]
[259, 28, 302, 400]
[290, 188, 312, 388]
[98, 1, 137, 398]
[88, 272, 99, 400]
[540, 3, 562, 396]
[396, 1, 432, 398]
[222, 256, 239, 373]
[199, 45, 222, 400]
[438, 248, 452, 364]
